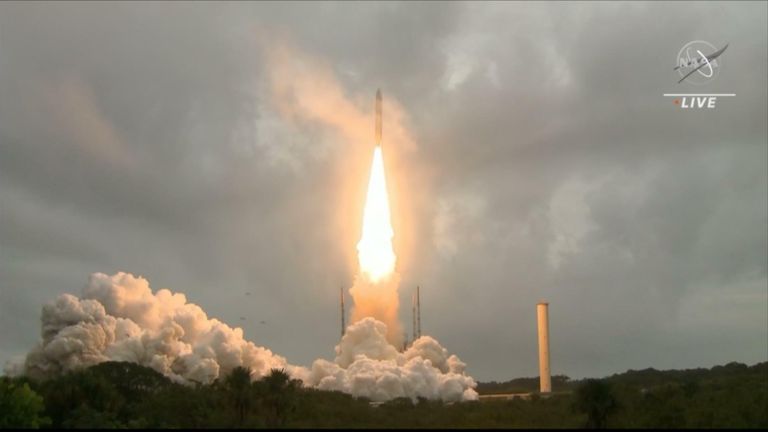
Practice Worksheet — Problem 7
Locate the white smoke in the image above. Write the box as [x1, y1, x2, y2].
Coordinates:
[12, 272, 477, 403]
[17, 272, 309, 384]
[307, 317, 478, 402]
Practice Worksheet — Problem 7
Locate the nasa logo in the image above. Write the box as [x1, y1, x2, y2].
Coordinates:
[675, 40, 727, 85]
[663, 40, 735, 110]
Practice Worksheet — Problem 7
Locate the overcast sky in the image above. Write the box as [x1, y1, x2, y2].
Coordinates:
[1, 1, 766, 381]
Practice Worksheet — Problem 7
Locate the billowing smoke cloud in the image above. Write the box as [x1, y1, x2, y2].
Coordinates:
[11, 272, 477, 402]
[308, 317, 478, 402]
[16, 272, 309, 384]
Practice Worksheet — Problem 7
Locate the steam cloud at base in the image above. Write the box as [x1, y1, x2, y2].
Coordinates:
[9, 272, 478, 402]
[308, 317, 478, 402]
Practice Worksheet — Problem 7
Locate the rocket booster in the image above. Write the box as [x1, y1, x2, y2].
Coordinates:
[375, 89, 382, 147]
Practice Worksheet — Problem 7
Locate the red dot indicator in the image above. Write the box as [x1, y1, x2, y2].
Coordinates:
[674, 99, 680, 105]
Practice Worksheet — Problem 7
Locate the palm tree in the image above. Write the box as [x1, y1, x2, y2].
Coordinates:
[224, 367, 253, 426]
[261, 369, 299, 428]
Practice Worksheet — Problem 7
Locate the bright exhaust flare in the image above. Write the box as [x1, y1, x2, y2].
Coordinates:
[357, 146, 396, 282]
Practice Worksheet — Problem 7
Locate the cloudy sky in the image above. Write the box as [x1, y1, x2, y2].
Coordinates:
[1, 1, 766, 381]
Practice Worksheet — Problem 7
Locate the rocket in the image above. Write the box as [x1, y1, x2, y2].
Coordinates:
[375, 89, 382, 147]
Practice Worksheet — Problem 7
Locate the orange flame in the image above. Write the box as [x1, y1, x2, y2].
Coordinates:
[357, 147, 396, 282]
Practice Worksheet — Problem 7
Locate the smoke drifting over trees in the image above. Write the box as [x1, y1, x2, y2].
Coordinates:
[9, 272, 478, 402]
[15, 272, 299, 384]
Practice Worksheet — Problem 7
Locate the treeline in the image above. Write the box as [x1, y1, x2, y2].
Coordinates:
[477, 374, 574, 394]
[477, 361, 768, 395]
[1, 361, 766, 428]
[476, 361, 767, 428]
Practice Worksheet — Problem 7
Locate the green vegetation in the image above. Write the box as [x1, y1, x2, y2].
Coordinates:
[477, 374, 574, 394]
[573, 379, 618, 428]
[0, 378, 50, 428]
[0, 361, 765, 428]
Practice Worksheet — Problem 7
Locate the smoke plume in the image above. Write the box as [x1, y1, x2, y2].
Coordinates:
[256, 36, 477, 401]
[308, 317, 478, 402]
[11, 272, 478, 402]
[17, 272, 309, 384]
[260, 37, 416, 155]
[259, 38, 413, 345]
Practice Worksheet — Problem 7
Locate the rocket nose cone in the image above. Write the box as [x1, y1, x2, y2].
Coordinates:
[375, 89, 382, 146]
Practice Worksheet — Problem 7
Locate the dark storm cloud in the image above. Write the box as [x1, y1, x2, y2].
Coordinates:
[1, 1, 765, 380]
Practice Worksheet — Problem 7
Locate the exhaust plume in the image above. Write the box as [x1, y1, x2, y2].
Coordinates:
[260, 38, 416, 155]
[357, 146, 396, 283]
[349, 145, 403, 345]
[15, 272, 309, 384]
[258, 37, 477, 399]
[10, 272, 477, 402]
[308, 317, 478, 402]
[259, 38, 411, 344]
